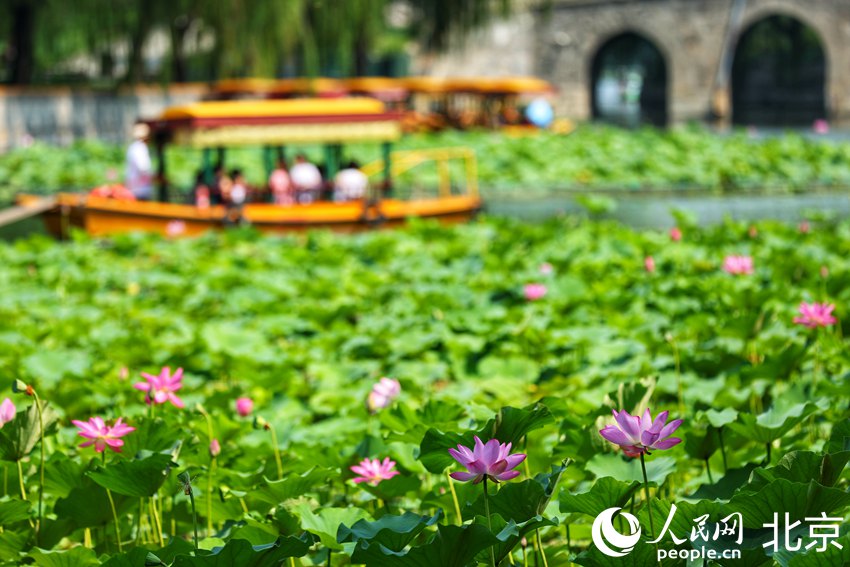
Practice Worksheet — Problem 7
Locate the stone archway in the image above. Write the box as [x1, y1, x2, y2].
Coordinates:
[590, 32, 668, 127]
[731, 14, 827, 126]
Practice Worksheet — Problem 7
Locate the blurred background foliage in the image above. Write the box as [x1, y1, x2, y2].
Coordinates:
[0, 0, 513, 84]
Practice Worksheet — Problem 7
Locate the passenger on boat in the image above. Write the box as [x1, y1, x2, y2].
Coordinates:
[125, 123, 153, 200]
[210, 165, 227, 205]
[290, 154, 323, 204]
[193, 171, 211, 208]
[228, 169, 248, 206]
[269, 160, 294, 205]
[222, 169, 248, 226]
[500, 105, 522, 126]
[334, 161, 368, 202]
[216, 168, 233, 205]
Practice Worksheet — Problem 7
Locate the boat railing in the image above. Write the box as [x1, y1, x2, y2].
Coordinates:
[360, 147, 479, 199]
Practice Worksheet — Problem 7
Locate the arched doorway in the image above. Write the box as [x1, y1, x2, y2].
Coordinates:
[590, 32, 668, 127]
[731, 15, 826, 126]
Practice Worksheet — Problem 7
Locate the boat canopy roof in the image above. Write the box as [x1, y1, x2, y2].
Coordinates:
[400, 76, 554, 95]
[213, 77, 346, 97]
[209, 76, 555, 98]
[474, 77, 555, 95]
[213, 78, 278, 95]
[397, 77, 449, 94]
[149, 98, 402, 147]
[341, 77, 409, 101]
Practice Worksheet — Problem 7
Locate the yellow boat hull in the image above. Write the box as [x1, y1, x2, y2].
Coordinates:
[23, 194, 482, 238]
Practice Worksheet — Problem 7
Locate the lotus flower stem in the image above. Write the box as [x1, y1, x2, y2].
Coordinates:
[102, 452, 123, 552]
[198, 405, 216, 534]
[15, 460, 26, 502]
[446, 471, 462, 525]
[148, 497, 158, 546]
[149, 499, 158, 544]
[483, 476, 496, 567]
[812, 339, 821, 392]
[16, 460, 35, 530]
[268, 423, 284, 480]
[566, 523, 572, 560]
[639, 453, 655, 539]
[705, 458, 713, 484]
[809, 337, 824, 443]
[136, 498, 144, 544]
[189, 487, 199, 550]
[106, 488, 122, 551]
[535, 530, 549, 567]
[32, 391, 45, 543]
[207, 460, 216, 535]
[718, 428, 728, 473]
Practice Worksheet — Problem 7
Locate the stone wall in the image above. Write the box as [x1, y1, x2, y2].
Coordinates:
[540, 0, 850, 124]
[0, 84, 206, 151]
[413, 11, 537, 77]
[421, 0, 850, 125]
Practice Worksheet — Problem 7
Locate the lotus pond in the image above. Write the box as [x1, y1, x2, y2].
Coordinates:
[4, 126, 850, 206]
[0, 216, 849, 566]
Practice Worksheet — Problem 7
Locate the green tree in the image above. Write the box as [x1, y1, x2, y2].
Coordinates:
[1, 0, 518, 84]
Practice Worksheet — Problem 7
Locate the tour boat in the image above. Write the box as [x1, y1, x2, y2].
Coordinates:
[19, 97, 481, 238]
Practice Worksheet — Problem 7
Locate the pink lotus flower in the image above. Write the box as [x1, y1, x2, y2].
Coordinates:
[0, 398, 15, 427]
[599, 409, 682, 458]
[350, 457, 400, 485]
[723, 255, 753, 275]
[669, 227, 682, 241]
[539, 262, 554, 275]
[367, 377, 400, 412]
[72, 416, 135, 453]
[813, 119, 829, 135]
[820, 266, 829, 279]
[644, 256, 656, 273]
[748, 226, 758, 239]
[118, 366, 129, 380]
[523, 283, 547, 301]
[448, 436, 526, 484]
[209, 438, 221, 457]
[793, 302, 836, 328]
[134, 367, 185, 408]
[235, 397, 253, 417]
[798, 220, 810, 234]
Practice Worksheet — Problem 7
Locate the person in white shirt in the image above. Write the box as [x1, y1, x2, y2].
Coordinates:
[228, 169, 248, 205]
[289, 154, 323, 204]
[125, 123, 153, 200]
[334, 161, 368, 202]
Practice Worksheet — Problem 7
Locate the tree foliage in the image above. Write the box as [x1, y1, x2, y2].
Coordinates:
[0, 0, 516, 84]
